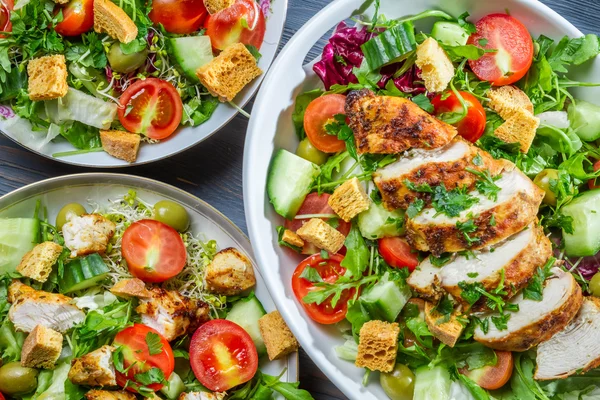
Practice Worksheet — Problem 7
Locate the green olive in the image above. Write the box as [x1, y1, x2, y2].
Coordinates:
[107, 43, 148, 74]
[296, 138, 329, 165]
[55, 202, 87, 230]
[0, 362, 38, 396]
[380, 364, 415, 400]
[590, 273, 600, 297]
[153, 200, 190, 232]
[534, 169, 559, 206]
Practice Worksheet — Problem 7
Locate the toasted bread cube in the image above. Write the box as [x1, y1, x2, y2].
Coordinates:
[494, 108, 540, 153]
[258, 311, 299, 361]
[20, 325, 63, 369]
[424, 301, 464, 347]
[52, 0, 69, 4]
[86, 391, 137, 400]
[110, 278, 151, 299]
[355, 320, 400, 373]
[27, 55, 68, 101]
[281, 229, 304, 248]
[8, 280, 36, 303]
[100, 130, 141, 163]
[203, 0, 234, 14]
[488, 85, 534, 120]
[197, 43, 262, 102]
[296, 218, 346, 254]
[17, 242, 63, 283]
[69, 345, 116, 386]
[328, 177, 370, 222]
[415, 38, 454, 93]
[94, 0, 138, 43]
[205, 248, 256, 296]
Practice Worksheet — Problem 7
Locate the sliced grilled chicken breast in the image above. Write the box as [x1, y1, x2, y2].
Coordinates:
[345, 89, 457, 155]
[374, 137, 509, 210]
[474, 268, 582, 352]
[406, 169, 544, 255]
[535, 297, 600, 380]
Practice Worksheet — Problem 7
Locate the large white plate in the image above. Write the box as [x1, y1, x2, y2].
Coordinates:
[0, 173, 298, 383]
[0, 0, 288, 168]
[243, 0, 600, 398]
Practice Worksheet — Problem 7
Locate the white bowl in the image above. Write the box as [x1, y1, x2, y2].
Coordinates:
[244, 0, 600, 398]
[0, 1, 288, 168]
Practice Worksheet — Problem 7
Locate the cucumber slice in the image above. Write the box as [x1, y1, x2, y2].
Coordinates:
[160, 372, 186, 400]
[361, 22, 416, 70]
[561, 189, 600, 256]
[357, 202, 405, 240]
[413, 366, 452, 400]
[568, 100, 600, 142]
[360, 272, 411, 322]
[226, 294, 267, 356]
[0, 218, 40, 274]
[169, 36, 214, 83]
[58, 253, 110, 294]
[431, 21, 470, 46]
[267, 149, 320, 220]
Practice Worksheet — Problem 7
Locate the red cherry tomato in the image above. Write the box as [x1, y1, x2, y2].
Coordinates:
[114, 324, 175, 392]
[118, 78, 183, 140]
[459, 350, 513, 390]
[292, 253, 355, 324]
[588, 160, 600, 189]
[0, 0, 13, 38]
[205, 0, 265, 50]
[149, 0, 207, 34]
[378, 237, 419, 271]
[432, 91, 486, 142]
[54, 0, 94, 37]
[121, 219, 187, 283]
[303, 94, 347, 153]
[0, 392, 5, 400]
[467, 14, 534, 86]
[190, 319, 258, 392]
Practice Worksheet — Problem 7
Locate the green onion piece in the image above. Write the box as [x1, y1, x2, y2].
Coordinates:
[361, 21, 417, 70]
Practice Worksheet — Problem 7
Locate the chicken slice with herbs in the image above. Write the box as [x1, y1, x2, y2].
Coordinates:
[68, 345, 117, 387]
[85, 390, 136, 400]
[62, 214, 116, 258]
[205, 248, 256, 295]
[178, 392, 225, 400]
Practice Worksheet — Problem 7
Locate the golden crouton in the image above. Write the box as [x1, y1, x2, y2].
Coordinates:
[17, 242, 63, 283]
[415, 38, 454, 93]
[100, 130, 141, 163]
[328, 177, 370, 222]
[424, 301, 464, 348]
[21, 325, 63, 369]
[197, 43, 262, 102]
[488, 85, 534, 120]
[355, 320, 400, 372]
[494, 108, 540, 153]
[296, 218, 346, 254]
[52, 0, 69, 4]
[281, 229, 304, 248]
[7, 280, 36, 303]
[258, 311, 299, 361]
[27, 55, 68, 101]
[68, 345, 116, 387]
[86, 391, 136, 400]
[205, 248, 256, 296]
[110, 278, 151, 299]
[204, 0, 235, 14]
[94, 0, 138, 43]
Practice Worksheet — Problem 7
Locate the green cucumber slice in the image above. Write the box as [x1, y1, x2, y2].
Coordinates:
[169, 36, 214, 83]
[58, 253, 110, 294]
[562, 189, 600, 256]
[431, 21, 470, 46]
[160, 372, 186, 400]
[360, 272, 411, 322]
[361, 22, 416, 70]
[226, 294, 267, 356]
[357, 202, 405, 240]
[0, 218, 40, 274]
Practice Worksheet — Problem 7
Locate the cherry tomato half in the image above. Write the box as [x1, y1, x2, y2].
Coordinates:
[467, 14, 534, 86]
[459, 350, 513, 390]
[378, 237, 419, 271]
[205, 0, 266, 50]
[0, 0, 13, 38]
[303, 94, 347, 153]
[54, 0, 94, 37]
[114, 324, 175, 392]
[588, 160, 600, 189]
[292, 253, 354, 324]
[121, 219, 187, 283]
[118, 78, 183, 140]
[190, 319, 258, 392]
[149, 0, 207, 34]
[432, 91, 486, 142]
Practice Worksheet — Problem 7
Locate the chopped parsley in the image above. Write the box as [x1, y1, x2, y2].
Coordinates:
[145, 332, 163, 356]
[456, 218, 480, 246]
[466, 168, 501, 201]
[467, 272, 479, 278]
[523, 257, 556, 301]
[430, 253, 452, 267]
[407, 198, 425, 218]
[432, 185, 479, 218]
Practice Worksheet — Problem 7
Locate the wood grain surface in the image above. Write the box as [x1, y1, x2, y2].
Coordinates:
[0, 0, 598, 398]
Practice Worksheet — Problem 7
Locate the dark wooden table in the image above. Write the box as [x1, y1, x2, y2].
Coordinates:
[0, 0, 598, 398]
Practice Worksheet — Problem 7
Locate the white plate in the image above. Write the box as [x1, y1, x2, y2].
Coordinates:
[0, 1, 288, 168]
[243, 0, 600, 398]
[0, 173, 298, 383]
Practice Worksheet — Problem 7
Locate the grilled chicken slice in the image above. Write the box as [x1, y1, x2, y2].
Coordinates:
[62, 214, 116, 258]
[474, 268, 582, 352]
[535, 297, 600, 380]
[85, 391, 136, 400]
[374, 137, 509, 210]
[408, 224, 553, 304]
[68, 345, 116, 387]
[345, 89, 457, 155]
[406, 168, 544, 256]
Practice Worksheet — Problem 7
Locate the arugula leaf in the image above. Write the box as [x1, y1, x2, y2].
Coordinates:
[134, 367, 167, 386]
[456, 12, 477, 35]
[145, 332, 163, 356]
[412, 93, 434, 113]
[65, 33, 107, 69]
[291, 89, 323, 140]
[405, 317, 434, 348]
[181, 93, 219, 127]
[299, 266, 323, 283]
[547, 34, 600, 73]
[0, 320, 25, 363]
[325, 114, 358, 160]
[59, 121, 102, 150]
[523, 257, 555, 301]
[340, 223, 369, 278]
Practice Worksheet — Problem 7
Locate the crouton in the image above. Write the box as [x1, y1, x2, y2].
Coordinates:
[94, 0, 138, 43]
[21, 325, 63, 369]
[258, 311, 299, 361]
[52, 0, 69, 4]
[196, 43, 262, 102]
[424, 301, 464, 347]
[296, 218, 346, 254]
[415, 37, 454, 93]
[62, 214, 116, 258]
[494, 108, 540, 153]
[110, 278, 151, 299]
[328, 177, 370, 222]
[100, 130, 141, 163]
[281, 229, 304, 248]
[204, 248, 256, 296]
[203, 0, 234, 14]
[488, 85, 534, 120]
[16, 242, 63, 283]
[68, 345, 116, 387]
[178, 392, 225, 400]
[86, 391, 136, 400]
[8, 280, 35, 303]
[355, 320, 400, 373]
[27, 55, 68, 101]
